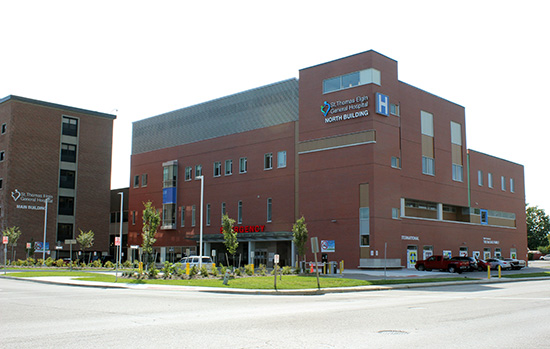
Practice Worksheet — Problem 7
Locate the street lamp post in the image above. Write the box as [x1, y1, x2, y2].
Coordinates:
[116, 191, 123, 282]
[197, 176, 204, 269]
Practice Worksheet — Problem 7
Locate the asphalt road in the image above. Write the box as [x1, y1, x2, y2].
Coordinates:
[1, 277, 549, 348]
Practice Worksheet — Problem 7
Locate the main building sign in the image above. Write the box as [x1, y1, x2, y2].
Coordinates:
[321, 95, 369, 123]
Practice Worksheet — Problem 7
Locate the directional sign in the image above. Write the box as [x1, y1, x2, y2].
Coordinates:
[65, 239, 77, 245]
[311, 237, 319, 253]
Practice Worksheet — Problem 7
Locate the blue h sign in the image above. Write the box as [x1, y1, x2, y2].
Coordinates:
[376, 93, 389, 116]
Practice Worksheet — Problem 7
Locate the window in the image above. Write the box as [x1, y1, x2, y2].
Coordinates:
[225, 159, 232, 175]
[213, 161, 221, 177]
[61, 143, 77, 162]
[141, 174, 148, 187]
[62, 116, 78, 137]
[267, 198, 272, 222]
[277, 151, 286, 168]
[421, 111, 434, 137]
[239, 157, 247, 173]
[0, 151, 4, 162]
[452, 164, 463, 182]
[422, 156, 435, 175]
[185, 166, 192, 181]
[237, 201, 243, 224]
[488, 173, 493, 188]
[57, 223, 73, 241]
[206, 204, 211, 226]
[191, 205, 196, 227]
[480, 209, 488, 225]
[221, 202, 226, 223]
[0, 178, 2, 189]
[60, 170, 76, 189]
[501, 176, 506, 191]
[1, 123, 6, 134]
[360, 207, 370, 246]
[450, 122, 462, 145]
[195, 164, 202, 177]
[132, 211, 136, 225]
[162, 204, 176, 229]
[264, 153, 273, 170]
[323, 68, 381, 94]
[478, 170, 483, 186]
[58, 196, 74, 216]
[163, 162, 177, 187]
[390, 103, 400, 116]
[180, 206, 185, 227]
[392, 208, 400, 219]
[510, 178, 515, 193]
[391, 157, 401, 169]
[133, 175, 139, 188]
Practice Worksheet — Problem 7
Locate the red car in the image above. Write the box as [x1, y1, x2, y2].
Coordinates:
[475, 259, 491, 271]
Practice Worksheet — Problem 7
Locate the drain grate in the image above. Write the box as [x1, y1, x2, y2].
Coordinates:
[377, 330, 409, 335]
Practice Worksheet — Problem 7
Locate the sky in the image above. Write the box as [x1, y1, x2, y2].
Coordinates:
[1, 0, 549, 212]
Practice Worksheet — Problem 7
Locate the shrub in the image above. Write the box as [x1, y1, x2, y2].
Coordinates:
[148, 267, 159, 279]
[220, 265, 227, 276]
[44, 257, 54, 267]
[200, 265, 208, 276]
[244, 264, 254, 276]
[123, 260, 132, 268]
[537, 246, 550, 255]
[258, 264, 267, 276]
[189, 265, 199, 277]
[104, 261, 114, 269]
[162, 261, 175, 278]
[235, 267, 243, 277]
[92, 260, 102, 268]
[282, 266, 292, 275]
[80, 262, 87, 268]
[26, 257, 36, 266]
[55, 259, 65, 268]
[210, 265, 219, 277]
[37, 258, 45, 266]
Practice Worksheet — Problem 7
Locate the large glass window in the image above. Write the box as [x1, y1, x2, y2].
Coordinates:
[59, 169, 76, 189]
[162, 203, 176, 229]
[238, 200, 243, 224]
[213, 161, 221, 177]
[61, 143, 77, 162]
[267, 198, 272, 222]
[360, 207, 370, 246]
[163, 163, 177, 188]
[225, 159, 232, 176]
[57, 223, 73, 241]
[323, 68, 381, 94]
[264, 153, 273, 170]
[58, 196, 74, 216]
[277, 151, 286, 168]
[239, 157, 247, 173]
[62, 116, 78, 137]
[421, 111, 434, 136]
[450, 122, 462, 145]
[422, 156, 435, 175]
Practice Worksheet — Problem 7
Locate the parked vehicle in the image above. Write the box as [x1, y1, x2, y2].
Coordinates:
[540, 254, 550, 261]
[486, 258, 512, 270]
[502, 258, 526, 270]
[415, 255, 470, 273]
[450, 256, 477, 271]
[475, 259, 491, 271]
[178, 256, 214, 268]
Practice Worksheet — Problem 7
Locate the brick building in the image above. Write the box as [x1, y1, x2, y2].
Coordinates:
[0, 95, 115, 261]
[128, 51, 526, 268]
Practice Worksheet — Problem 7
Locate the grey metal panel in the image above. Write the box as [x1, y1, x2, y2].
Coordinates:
[132, 79, 299, 155]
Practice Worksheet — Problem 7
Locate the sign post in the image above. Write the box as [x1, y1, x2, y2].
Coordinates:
[273, 254, 279, 290]
[114, 236, 121, 282]
[3, 236, 8, 275]
[65, 239, 76, 271]
[311, 237, 321, 290]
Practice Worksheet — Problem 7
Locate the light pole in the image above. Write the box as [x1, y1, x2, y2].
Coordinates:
[42, 199, 48, 264]
[197, 176, 204, 269]
[115, 191, 123, 282]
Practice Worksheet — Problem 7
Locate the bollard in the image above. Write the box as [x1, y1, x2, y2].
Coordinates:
[323, 264, 326, 275]
[498, 265, 501, 279]
[487, 265, 490, 279]
[340, 260, 344, 275]
[186, 262, 190, 276]
[139, 262, 143, 274]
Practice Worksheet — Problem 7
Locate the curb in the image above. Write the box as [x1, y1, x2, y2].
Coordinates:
[2, 274, 549, 295]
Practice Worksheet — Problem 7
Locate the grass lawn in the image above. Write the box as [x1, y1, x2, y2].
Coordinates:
[502, 272, 550, 278]
[5, 271, 483, 289]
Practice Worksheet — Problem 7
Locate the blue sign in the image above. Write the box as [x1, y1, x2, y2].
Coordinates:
[320, 240, 335, 253]
[376, 92, 389, 116]
[321, 101, 331, 117]
[34, 242, 50, 252]
[163, 187, 177, 204]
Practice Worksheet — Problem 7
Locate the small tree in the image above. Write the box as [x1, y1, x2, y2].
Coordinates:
[2, 226, 21, 262]
[527, 205, 550, 250]
[76, 229, 94, 263]
[222, 214, 238, 267]
[292, 216, 308, 271]
[142, 201, 161, 270]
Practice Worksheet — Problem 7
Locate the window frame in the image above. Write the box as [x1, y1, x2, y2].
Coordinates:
[264, 153, 273, 170]
[277, 151, 287, 168]
[237, 200, 243, 224]
[213, 161, 221, 177]
[225, 159, 233, 176]
[422, 156, 435, 176]
[239, 157, 247, 174]
[267, 198, 272, 223]
[185, 166, 192, 181]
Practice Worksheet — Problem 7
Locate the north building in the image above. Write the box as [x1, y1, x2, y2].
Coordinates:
[128, 51, 526, 268]
[0, 95, 116, 261]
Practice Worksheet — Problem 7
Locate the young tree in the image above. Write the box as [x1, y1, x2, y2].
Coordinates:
[221, 214, 238, 267]
[142, 201, 161, 269]
[76, 229, 94, 263]
[526, 205, 550, 250]
[2, 226, 21, 262]
[292, 216, 308, 271]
